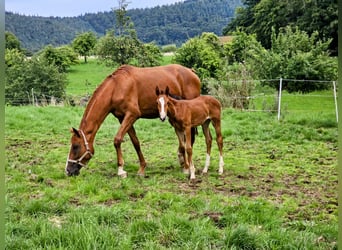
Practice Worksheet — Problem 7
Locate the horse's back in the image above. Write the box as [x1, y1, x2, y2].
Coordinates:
[134, 64, 200, 98]
[109, 64, 201, 118]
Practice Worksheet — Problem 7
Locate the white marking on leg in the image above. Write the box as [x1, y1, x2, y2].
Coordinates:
[118, 166, 127, 178]
[190, 162, 196, 180]
[202, 153, 210, 173]
[218, 155, 224, 175]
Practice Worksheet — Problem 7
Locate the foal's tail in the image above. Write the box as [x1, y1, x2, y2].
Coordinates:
[191, 127, 198, 146]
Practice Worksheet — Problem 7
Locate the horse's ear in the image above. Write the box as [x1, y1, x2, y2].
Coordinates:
[70, 127, 81, 138]
[165, 86, 169, 96]
[156, 86, 160, 96]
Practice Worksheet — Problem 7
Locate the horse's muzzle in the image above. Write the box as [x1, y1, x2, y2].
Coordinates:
[160, 117, 166, 122]
[66, 168, 80, 176]
[65, 162, 81, 176]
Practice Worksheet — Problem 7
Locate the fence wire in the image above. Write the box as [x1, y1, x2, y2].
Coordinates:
[5, 78, 338, 121]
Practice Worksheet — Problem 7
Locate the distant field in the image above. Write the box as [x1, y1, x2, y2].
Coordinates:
[66, 58, 338, 122]
[66, 56, 174, 96]
[5, 59, 338, 249]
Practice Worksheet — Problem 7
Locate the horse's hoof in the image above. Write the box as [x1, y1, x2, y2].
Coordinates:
[118, 172, 127, 178]
[183, 168, 190, 175]
[136, 173, 145, 177]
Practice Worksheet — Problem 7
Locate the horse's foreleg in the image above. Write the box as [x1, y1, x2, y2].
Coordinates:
[114, 114, 137, 178]
[127, 126, 146, 176]
[201, 120, 212, 174]
[185, 128, 195, 180]
[175, 129, 188, 174]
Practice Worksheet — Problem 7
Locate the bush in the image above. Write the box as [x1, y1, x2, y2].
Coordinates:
[5, 49, 67, 105]
[173, 32, 224, 93]
[248, 27, 337, 92]
[96, 30, 161, 67]
[161, 44, 177, 53]
[38, 45, 78, 73]
[207, 63, 255, 109]
[135, 42, 162, 67]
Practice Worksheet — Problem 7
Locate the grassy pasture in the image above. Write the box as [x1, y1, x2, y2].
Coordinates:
[5, 60, 338, 249]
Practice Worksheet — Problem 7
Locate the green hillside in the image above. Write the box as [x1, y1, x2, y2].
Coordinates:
[5, 0, 242, 52]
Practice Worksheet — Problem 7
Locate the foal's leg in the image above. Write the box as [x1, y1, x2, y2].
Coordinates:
[114, 114, 138, 178]
[201, 120, 212, 174]
[212, 118, 224, 175]
[127, 126, 147, 176]
[185, 127, 196, 180]
[175, 129, 188, 174]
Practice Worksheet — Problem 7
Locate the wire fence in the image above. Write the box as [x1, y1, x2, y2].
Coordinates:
[5, 78, 338, 122]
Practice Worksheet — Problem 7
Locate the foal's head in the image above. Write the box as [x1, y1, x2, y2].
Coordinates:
[156, 86, 170, 122]
[65, 128, 93, 176]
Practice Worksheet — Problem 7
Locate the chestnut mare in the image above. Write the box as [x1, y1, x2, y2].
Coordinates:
[156, 86, 224, 179]
[66, 64, 200, 177]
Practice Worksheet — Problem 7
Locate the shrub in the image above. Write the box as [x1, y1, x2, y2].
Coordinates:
[207, 63, 255, 109]
[173, 32, 224, 93]
[248, 27, 337, 92]
[5, 49, 67, 105]
[38, 45, 78, 73]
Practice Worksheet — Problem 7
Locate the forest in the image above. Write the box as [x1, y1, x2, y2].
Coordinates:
[5, 0, 242, 53]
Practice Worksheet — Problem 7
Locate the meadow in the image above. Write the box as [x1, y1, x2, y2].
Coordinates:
[5, 59, 338, 249]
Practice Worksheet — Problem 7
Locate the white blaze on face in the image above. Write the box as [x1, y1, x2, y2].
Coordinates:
[158, 96, 167, 120]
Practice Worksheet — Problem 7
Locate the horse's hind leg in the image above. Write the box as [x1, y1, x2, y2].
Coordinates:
[212, 118, 224, 175]
[201, 120, 212, 174]
[127, 126, 146, 176]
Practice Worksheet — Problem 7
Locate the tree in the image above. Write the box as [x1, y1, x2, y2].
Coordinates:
[96, 30, 141, 66]
[248, 27, 337, 92]
[114, 0, 131, 36]
[38, 45, 78, 73]
[96, 0, 161, 67]
[223, 29, 265, 64]
[224, 0, 338, 55]
[72, 32, 97, 63]
[174, 32, 224, 93]
[5, 31, 21, 50]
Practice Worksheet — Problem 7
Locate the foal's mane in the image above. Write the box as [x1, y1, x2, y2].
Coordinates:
[169, 93, 183, 100]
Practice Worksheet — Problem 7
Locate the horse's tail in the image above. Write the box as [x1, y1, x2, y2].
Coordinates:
[191, 127, 198, 146]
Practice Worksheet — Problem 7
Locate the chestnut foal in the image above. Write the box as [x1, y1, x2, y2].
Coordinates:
[156, 86, 224, 179]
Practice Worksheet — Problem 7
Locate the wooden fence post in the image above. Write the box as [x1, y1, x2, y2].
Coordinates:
[277, 78, 283, 121]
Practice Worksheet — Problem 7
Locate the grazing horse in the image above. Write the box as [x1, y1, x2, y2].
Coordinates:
[156, 86, 224, 179]
[66, 64, 200, 177]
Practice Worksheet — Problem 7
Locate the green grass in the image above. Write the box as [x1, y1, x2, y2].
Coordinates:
[66, 59, 114, 96]
[5, 105, 337, 249]
[5, 60, 338, 249]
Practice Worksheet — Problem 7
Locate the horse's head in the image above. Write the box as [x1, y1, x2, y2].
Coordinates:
[156, 86, 170, 122]
[65, 128, 94, 176]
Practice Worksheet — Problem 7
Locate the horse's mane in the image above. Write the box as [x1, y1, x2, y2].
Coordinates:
[80, 65, 132, 125]
[84, 65, 134, 115]
[110, 65, 133, 78]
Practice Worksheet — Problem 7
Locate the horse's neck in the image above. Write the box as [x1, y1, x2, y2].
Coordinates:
[79, 90, 112, 144]
[167, 98, 179, 119]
